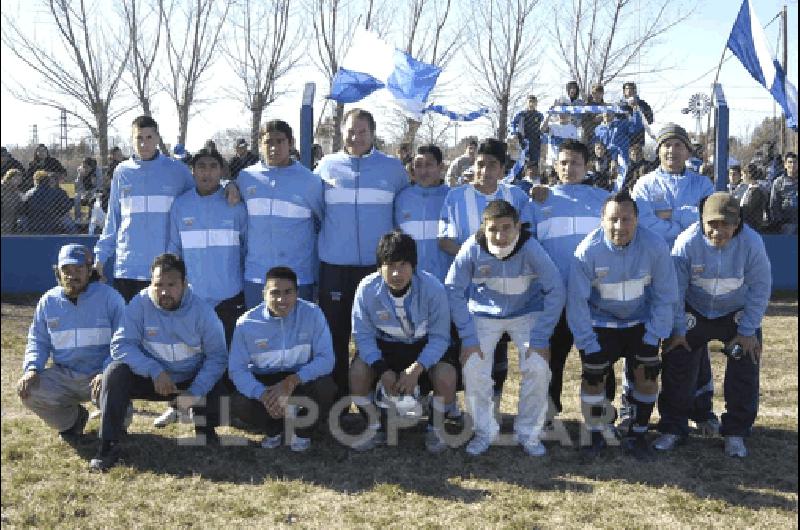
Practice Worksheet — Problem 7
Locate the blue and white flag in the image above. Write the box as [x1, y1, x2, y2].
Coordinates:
[547, 104, 624, 115]
[727, 0, 798, 130]
[424, 105, 489, 122]
[328, 29, 441, 116]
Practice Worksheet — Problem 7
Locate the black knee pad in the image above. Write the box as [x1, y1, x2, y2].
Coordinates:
[581, 361, 609, 386]
[635, 354, 661, 381]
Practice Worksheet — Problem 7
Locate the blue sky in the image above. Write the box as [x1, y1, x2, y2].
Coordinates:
[1, 0, 796, 152]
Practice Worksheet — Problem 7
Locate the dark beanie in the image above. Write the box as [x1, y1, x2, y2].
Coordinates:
[656, 123, 692, 151]
[477, 138, 507, 164]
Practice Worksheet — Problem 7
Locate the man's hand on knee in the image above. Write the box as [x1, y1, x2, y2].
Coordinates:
[460, 345, 483, 365]
[16, 370, 39, 399]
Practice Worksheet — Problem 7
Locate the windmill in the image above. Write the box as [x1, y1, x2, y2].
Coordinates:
[681, 93, 712, 137]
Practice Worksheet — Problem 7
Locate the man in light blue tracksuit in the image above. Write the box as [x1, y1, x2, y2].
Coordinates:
[168, 148, 248, 345]
[315, 109, 409, 397]
[229, 266, 336, 453]
[630, 123, 717, 433]
[438, 138, 533, 407]
[394, 145, 452, 283]
[17, 244, 125, 440]
[447, 200, 565, 457]
[655, 192, 771, 458]
[529, 139, 612, 426]
[568, 191, 677, 461]
[95, 115, 195, 302]
[238, 120, 324, 307]
[349, 230, 457, 453]
[90, 254, 227, 471]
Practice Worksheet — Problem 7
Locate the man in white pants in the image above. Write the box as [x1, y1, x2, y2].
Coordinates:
[445, 199, 565, 456]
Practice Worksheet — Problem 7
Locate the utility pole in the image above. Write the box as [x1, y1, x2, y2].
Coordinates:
[30, 124, 39, 145]
[60, 108, 67, 151]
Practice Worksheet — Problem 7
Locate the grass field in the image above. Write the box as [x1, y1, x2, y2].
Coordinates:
[1, 294, 797, 529]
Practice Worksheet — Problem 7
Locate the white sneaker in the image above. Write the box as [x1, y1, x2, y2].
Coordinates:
[652, 433, 681, 451]
[724, 436, 748, 458]
[425, 428, 448, 454]
[153, 406, 178, 428]
[289, 435, 311, 453]
[465, 434, 494, 456]
[261, 434, 282, 449]
[523, 438, 546, 457]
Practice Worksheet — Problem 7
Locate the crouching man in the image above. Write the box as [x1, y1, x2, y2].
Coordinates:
[446, 200, 565, 457]
[90, 253, 228, 471]
[17, 244, 125, 441]
[349, 230, 457, 453]
[568, 191, 677, 461]
[229, 266, 336, 452]
[655, 192, 771, 458]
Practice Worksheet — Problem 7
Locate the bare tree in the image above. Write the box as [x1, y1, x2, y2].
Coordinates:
[2, 0, 131, 164]
[223, 0, 303, 151]
[398, 0, 461, 145]
[309, 0, 385, 151]
[159, 0, 230, 146]
[552, 0, 694, 97]
[465, 0, 541, 139]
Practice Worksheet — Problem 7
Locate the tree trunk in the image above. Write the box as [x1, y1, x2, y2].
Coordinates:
[177, 103, 189, 147]
[497, 104, 509, 140]
[332, 102, 345, 152]
[402, 117, 422, 146]
[250, 93, 264, 155]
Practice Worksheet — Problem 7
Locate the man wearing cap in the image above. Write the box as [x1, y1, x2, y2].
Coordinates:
[94, 115, 195, 302]
[510, 96, 545, 169]
[655, 192, 771, 458]
[618, 82, 653, 147]
[629, 122, 716, 434]
[17, 244, 125, 441]
[228, 138, 259, 180]
[90, 253, 228, 471]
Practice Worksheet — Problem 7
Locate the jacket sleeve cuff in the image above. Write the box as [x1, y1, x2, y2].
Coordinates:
[736, 326, 756, 337]
[643, 331, 660, 347]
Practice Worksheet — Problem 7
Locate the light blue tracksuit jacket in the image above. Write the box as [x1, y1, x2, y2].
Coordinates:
[228, 300, 335, 400]
[95, 153, 194, 280]
[110, 285, 227, 397]
[671, 222, 771, 336]
[24, 282, 126, 374]
[567, 226, 678, 354]
[394, 183, 452, 282]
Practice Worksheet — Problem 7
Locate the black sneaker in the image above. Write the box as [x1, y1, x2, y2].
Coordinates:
[89, 441, 120, 472]
[59, 405, 89, 440]
[623, 435, 655, 462]
[196, 428, 220, 447]
[580, 431, 607, 463]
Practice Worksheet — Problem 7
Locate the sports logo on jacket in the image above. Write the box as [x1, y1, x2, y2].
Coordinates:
[478, 265, 492, 276]
[595, 266, 609, 278]
[145, 327, 159, 338]
[255, 338, 269, 349]
[182, 217, 194, 227]
[47, 318, 60, 329]
[377, 310, 390, 321]
[247, 186, 257, 196]
[402, 211, 411, 220]
[692, 264, 705, 276]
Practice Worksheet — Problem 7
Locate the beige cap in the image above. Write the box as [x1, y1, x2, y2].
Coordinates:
[703, 192, 740, 225]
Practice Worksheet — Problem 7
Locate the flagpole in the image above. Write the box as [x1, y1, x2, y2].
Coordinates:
[707, 46, 728, 153]
[780, 4, 787, 154]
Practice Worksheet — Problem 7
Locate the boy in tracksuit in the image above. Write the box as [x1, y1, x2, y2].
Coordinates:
[350, 230, 456, 453]
[238, 120, 325, 307]
[529, 139, 611, 426]
[18, 244, 125, 440]
[315, 109, 409, 398]
[568, 191, 677, 461]
[90, 254, 228, 471]
[95, 115, 195, 302]
[655, 192, 771, 458]
[228, 266, 336, 452]
[447, 200, 565, 457]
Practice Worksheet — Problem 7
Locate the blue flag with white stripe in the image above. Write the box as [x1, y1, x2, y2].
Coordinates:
[726, 0, 798, 130]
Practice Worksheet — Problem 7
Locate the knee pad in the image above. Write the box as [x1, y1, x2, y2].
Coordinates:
[635, 354, 661, 381]
[581, 361, 609, 386]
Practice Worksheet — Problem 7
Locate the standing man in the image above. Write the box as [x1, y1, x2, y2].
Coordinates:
[238, 120, 324, 307]
[94, 115, 195, 302]
[446, 200, 565, 457]
[394, 145, 452, 282]
[619, 82, 654, 147]
[228, 138, 259, 180]
[229, 266, 336, 452]
[568, 191, 677, 460]
[530, 139, 610, 427]
[631, 123, 716, 433]
[315, 108, 409, 398]
[90, 254, 228, 471]
[770, 152, 797, 234]
[17, 244, 125, 440]
[349, 230, 457, 453]
[510, 95, 545, 170]
[655, 193, 771, 458]
[446, 139, 478, 186]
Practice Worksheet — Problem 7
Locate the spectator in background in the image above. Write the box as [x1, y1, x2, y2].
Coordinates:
[623, 142, 654, 191]
[582, 83, 607, 138]
[312, 143, 324, 170]
[728, 164, 746, 201]
[20, 170, 73, 234]
[446, 139, 477, 186]
[228, 138, 259, 180]
[397, 143, 414, 166]
[542, 113, 579, 173]
[1, 147, 25, 181]
[1, 168, 24, 233]
[173, 143, 191, 164]
[592, 107, 644, 189]
[25, 144, 66, 192]
[770, 151, 798, 234]
[77, 157, 98, 194]
[510, 95, 545, 169]
[204, 139, 219, 154]
[620, 82, 654, 146]
[739, 163, 769, 231]
[586, 141, 614, 191]
[554, 80, 585, 107]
